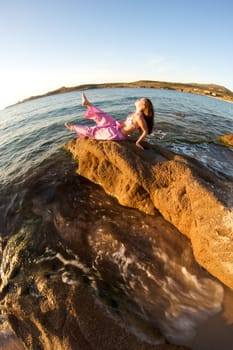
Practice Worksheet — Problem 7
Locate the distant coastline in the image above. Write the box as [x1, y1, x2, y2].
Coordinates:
[8, 80, 233, 108]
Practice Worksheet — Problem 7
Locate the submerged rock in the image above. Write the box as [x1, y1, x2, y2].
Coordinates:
[65, 137, 233, 290]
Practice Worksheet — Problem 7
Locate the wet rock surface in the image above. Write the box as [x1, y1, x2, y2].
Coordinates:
[0, 155, 192, 350]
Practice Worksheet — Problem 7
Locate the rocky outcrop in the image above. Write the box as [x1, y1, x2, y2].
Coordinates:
[65, 137, 233, 290]
[1, 270, 187, 350]
[218, 134, 233, 147]
[0, 154, 191, 350]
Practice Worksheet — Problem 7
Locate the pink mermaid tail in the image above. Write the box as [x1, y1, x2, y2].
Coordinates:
[73, 105, 126, 141]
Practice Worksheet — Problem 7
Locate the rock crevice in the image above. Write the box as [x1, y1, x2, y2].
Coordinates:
[65, 137, 233, 289]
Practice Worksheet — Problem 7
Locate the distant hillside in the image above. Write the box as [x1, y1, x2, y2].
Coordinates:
[9, 80, 233, 107]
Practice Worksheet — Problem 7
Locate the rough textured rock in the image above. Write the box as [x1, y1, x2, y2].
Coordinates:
[0, 322, 25, 350]
[64, 137, 233, 290]
[0, 155, 191, 350]
[218, 133, 233, 147]
[1, 273, 187, 350]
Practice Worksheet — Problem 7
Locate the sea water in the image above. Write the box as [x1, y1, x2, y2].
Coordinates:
[0, 88, 232, 186]
[0, 88, 233, 350]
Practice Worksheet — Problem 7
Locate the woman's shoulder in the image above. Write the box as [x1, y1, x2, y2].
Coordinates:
[134, 111, 145, 120]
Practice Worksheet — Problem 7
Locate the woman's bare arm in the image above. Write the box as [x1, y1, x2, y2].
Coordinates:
[135, 114, 148, 149]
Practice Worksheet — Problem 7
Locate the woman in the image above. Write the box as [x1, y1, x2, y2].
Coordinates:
[65, 93, 154, 149]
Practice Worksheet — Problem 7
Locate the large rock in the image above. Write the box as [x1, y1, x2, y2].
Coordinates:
[218, 133, 233, 147]
[64, 137, 233, 289]
[0, 158, 191, 350]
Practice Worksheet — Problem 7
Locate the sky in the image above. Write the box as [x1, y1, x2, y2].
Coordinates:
[0, 0, 233, 110]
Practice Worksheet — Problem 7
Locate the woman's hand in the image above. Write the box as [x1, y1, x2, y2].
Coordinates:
[135, 113, 148, 150]
[136, 142, 144, 150]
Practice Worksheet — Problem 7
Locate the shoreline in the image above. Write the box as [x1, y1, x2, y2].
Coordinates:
[7, 80, 233, 108]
